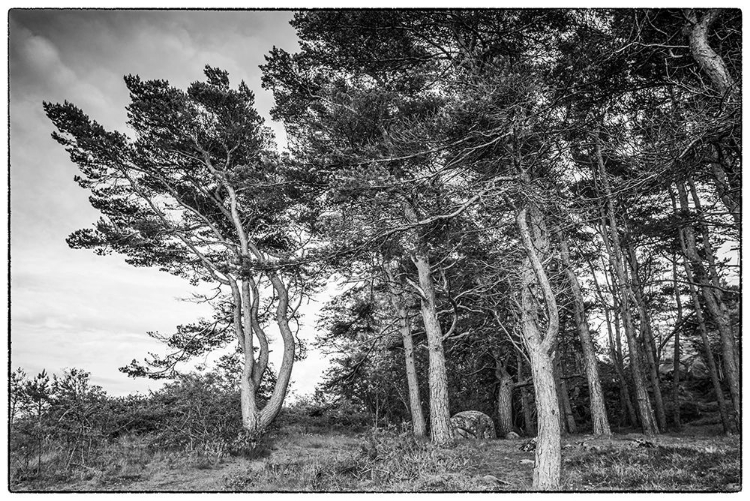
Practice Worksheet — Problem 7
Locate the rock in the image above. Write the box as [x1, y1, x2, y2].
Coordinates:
[520, 459, 535, 465]
[631, 439, 657, 449]
[519, 438, 537, 452]
[481, 474, 508, 486]
[505, 431, 520, 439]
[450, 410, 497, 439]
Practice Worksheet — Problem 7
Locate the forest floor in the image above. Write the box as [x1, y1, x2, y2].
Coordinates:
[13, 421, 741, 492]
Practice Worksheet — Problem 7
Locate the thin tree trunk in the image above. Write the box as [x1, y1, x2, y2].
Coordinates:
[624, 244, 667, 432]
[398, 305, 427, 437]
[670, 190, 733, 434]
[384, 262, 427, 437]
[683, 260, 733, 435]
[588, 258, 637, 428]
[559, 233, 611, 436]
[675, 181, 740, 428]
[594, 137, 658, 435]
[518, 356, 537, 436]
[671, 255, 683, 431]
[554, 349, 577, 435]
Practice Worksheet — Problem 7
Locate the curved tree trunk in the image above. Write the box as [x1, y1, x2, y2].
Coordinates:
[685, 10, 741, 232]
[517, 204, 561, 490]
[685, 9, 738, 98]
[257, 273, 296, 429]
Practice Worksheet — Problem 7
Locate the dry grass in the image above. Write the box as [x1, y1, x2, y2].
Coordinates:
[11, 423, 740, 492]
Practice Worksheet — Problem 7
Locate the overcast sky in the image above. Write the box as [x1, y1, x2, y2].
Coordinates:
[8, 9, 334, 397]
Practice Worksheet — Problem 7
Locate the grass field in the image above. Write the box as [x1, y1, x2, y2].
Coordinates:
[11, 421, 740, 492]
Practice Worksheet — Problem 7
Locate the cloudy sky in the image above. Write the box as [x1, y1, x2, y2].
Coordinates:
[8, 9, 336, 397]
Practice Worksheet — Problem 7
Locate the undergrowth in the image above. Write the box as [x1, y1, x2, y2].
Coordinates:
[562, 442, 741, 491]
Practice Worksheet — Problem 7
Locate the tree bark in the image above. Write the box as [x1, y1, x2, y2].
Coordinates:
[624, 244, 667, 432]
[675, 181, 740, 429]
[384, 262, 427, 437]
[588, 259, 637, 428]
[682, 257, 732, 435]
[517, 204, 561, 490]
[685, 9, 738, 99]
[554, 349, 577, 435]
[518, 356, 537, 436]
[558, 233, 611, 436]
[671, 255, 683, 432]
[594, 137, 658, 435]
[402, 199, 453, 444]
[495, 356, 514, 438]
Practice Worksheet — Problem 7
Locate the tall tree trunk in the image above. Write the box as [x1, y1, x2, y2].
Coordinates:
[517, 204, 561, 490]
[675, 181, 740, 428]
[671, 255, 683, 432]
[495, 356, 514, 438]
[671, 188, 734, 434]
[384, 262, 427, 437]
[624, 244, 667, 432]
[402, 200, 453, 444]
[688, 180, 740, 371]
[682, 259, 732, 435]
[589, 258, 637, 428]
[413, 251, 453, 444]
[398, 305, 427, 437]
[594, 137, 658, 435]
[559, 233, 611, 436]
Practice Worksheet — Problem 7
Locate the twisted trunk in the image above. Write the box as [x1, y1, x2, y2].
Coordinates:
[517, 204, 561, 490]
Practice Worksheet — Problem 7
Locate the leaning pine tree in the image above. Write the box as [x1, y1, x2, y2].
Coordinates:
[44, 66, 315, 437]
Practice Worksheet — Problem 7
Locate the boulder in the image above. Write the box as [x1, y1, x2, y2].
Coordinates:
[450, 410, 496, 439]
